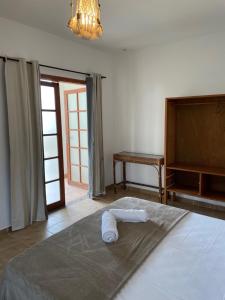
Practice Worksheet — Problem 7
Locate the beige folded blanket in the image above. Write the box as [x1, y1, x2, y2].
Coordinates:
[0, 197, 188, 300]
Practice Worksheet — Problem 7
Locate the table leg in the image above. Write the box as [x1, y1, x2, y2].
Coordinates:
[113, 160, 117, 193]
[123, 162, 126, 190]
[164, 191, 169, 205]
[172, 192, 176, 202]
[159, 164, 162, 203]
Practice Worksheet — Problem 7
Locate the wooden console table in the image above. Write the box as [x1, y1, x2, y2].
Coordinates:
[113, 151, 164, 203]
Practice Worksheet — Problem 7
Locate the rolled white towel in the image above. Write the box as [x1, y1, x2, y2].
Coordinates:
[109, 209, 149, 223]
[101, 211, 119, 243]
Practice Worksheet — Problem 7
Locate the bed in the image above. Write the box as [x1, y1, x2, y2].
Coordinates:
[117, 211, 225, 300]
[1, 197, 225, 300]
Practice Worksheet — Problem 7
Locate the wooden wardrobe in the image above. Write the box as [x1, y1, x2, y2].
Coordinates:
[164, 94, 225, 204]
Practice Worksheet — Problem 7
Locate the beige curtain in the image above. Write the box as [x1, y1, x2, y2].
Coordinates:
[86, 74, 105, 197]
[5, 58, 47, 231]
[0, 60, 10, 229]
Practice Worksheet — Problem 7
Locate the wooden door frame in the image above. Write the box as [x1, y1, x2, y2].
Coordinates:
[41, 80, 65, 211]
[64, 88, 88, 189]
[41, 74, 88, 196]
[41, 74, 86, 85]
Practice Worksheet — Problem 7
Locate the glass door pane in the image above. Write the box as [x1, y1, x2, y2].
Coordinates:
[70, 148, 80, 165]
[81, 149, 88, 166]
[71, 166, 80, 182]
[80, 131, 88, 148]
[46, 181, 60, 205]
[68, 94, 77, 110]
[79, 112, 87, 129]
[81, 167, 88, 184]
[70, 131, 79, 147]
[41, 81, 65, 211]
[43, 136, 58, 158]
[78, 92, 87, 110]
[42, 112, 57, 134]
[69, 112, 78, 129]
[41, 85, 56, 110]
[44, 159, 59, 182]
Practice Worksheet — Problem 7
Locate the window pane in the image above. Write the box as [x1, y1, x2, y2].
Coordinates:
[45, 158, 59, 182]
[69, 112, 78, 129]
[81, 167, 88, 184]
[81, 149, 88, 166]
[78, 92, 87, 110]
[41, 86, 55, 110]
[42, 112, 57, 134]
[80, 131, 88, 148]
[71, 166, 80, 182]
[68, 94, 77, 111]
[43, 136, 58, 158]
[79, 112, 87, 129]
[70, 131, 79, 147]
[70, 148, 79, 165]
[45, 181, 60, 205]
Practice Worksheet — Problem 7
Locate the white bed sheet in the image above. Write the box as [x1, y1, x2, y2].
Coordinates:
[116, 212, 225, 300]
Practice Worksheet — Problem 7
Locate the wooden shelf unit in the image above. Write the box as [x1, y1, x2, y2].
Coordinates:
[167, 163, 225, 177]
[164, 95, 225, 204]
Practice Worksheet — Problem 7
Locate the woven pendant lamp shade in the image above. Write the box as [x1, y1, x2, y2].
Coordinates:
[68, 0, 103, 40]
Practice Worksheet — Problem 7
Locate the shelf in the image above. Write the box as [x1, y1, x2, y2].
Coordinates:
[202, 192, 225, 202]
[167, 184, 200, 197]
[167, 185, 225, 202]
[167, 163, 225, 177]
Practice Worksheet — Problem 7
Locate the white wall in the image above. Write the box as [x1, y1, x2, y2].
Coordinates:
[0, 17, 116, 230]
[114, 32, 225, 192]
[2, 16, 225, 229]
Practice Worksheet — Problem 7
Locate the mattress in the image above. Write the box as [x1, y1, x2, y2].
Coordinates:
[116, 212, 225, 300]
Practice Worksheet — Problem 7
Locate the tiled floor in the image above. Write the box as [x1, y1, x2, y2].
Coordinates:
[64, 179, 88, 205]
[1, 186, 225, 279]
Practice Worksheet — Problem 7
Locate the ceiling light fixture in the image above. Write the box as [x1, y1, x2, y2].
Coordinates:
[68, 0, 103, 40]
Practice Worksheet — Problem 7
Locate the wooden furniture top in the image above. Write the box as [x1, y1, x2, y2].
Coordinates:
[166, 94, 225, 101]
[167, 163, 225, 177]
[113, 152, 164, 166]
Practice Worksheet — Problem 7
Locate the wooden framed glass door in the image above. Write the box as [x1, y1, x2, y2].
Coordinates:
[64, 88, 89, 188]
[41, 81, 65, 210]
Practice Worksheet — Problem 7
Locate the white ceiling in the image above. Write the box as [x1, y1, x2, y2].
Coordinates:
[1, 0, 225, 51]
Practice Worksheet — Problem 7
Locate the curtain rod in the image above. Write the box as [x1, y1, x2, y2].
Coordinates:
[0, 56, 107, 79]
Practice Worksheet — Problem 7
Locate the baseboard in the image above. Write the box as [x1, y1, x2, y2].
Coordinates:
[0, 227, 11, 234]
[106, 183, 159, 197]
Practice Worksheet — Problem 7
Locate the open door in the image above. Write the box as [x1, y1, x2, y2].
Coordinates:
[64, 88, 89, 189]
[41, 81, 65, 211]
